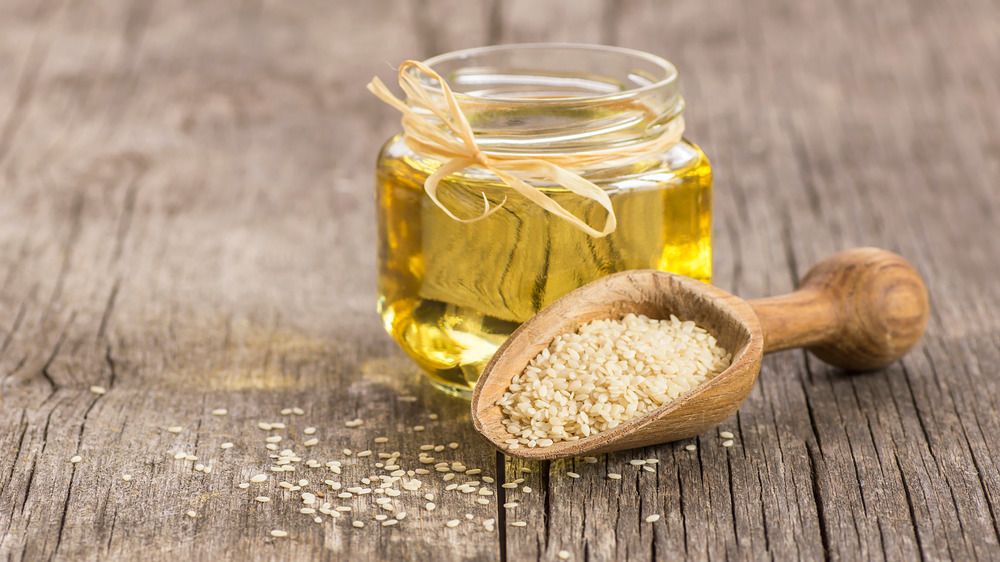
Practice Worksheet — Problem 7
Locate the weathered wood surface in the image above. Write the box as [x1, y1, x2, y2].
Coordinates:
[1, 0, 998, 560]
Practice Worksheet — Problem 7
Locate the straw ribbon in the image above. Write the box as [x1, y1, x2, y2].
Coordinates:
[367, 60, 684, 237]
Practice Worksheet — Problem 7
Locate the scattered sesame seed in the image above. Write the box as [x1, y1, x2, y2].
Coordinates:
[167, 426, 183, 434]
[477, 498, 489, 505]
[429, 413, 439, 420]
[413, 426, 425, 432]
[186, 510, 197, 518]
[122, 474, 132, 481]
[722, 439, 734, 447]
[583, 457, 598, 463]
[280, 408, 292, 415]
[238, 483, 250, 489]
[195, 463, 205, 471]
[449, 443, 458, 449]
[186, 455, 199, 462]
[89, 386, 107, 395]
[304, 438, 319, 447]
[484, 519, 496, 531]
[251, 474, 268, 483]
[382, 519, 398, 527]
[352, 521, 364, 528]
[478, 489, 493, 496]
[221, 442, 234, 449]
[523, 486, 532, 493]
[720, 431, 735, 439]
[265, 444, 278, 451]
[343, 449, 352, 456]
[646, 514, 661, 523]
[374, 437, 388, 443]
[567, 472, 580, 478]
[314, 517, 323, 523]
[270, 530, 288, 538]
[502, 483, 518, 489]
[504, 502, 518, 509]
[646, 459, 659, 464]
[292, 407, 305, 416]
[258, 422, 273, 431]
[211, 408, 228, 416]
[642, 465, 655, 473]
[70, 455, 83, 463]
[256, 496, 270, 503]
[559, 551, 571, 560]
[265, 436, 282, 444]
[608, 473, 622, 480]
[446, 519, 460, 528]
[304, 427, 316, 435]
[466, 469, 482, 475]
[685, 444, 697, 451]
[300, 507, 316, 515]
[271, 422, 286, 430]
[512, 521, 527, 527]
[483, 476, 494, 483]
[629, 460, 646, 466]
[173, 452, 187, 460]
[345, 418, 363, 428]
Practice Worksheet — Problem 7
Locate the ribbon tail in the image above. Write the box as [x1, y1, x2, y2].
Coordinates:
[425, 158, 507, 223]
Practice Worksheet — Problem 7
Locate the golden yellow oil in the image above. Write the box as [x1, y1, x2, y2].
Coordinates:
[376, 136, 712, 397]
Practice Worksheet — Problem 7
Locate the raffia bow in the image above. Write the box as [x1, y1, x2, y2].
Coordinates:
[367, 60, 684, 237]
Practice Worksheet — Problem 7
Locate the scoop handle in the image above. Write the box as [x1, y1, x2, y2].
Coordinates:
[746, 248, 929, 370]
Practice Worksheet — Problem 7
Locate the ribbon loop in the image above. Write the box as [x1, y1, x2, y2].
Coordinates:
[367, 60, 684, 238]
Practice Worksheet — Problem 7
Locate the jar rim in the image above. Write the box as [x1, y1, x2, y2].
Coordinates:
[419, 43, 679, 104]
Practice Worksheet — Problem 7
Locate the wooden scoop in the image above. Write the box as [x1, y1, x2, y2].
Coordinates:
[471, 248, 929, 460]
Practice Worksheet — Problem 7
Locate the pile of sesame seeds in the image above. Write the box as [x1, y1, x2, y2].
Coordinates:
[498, 313, 732, 448]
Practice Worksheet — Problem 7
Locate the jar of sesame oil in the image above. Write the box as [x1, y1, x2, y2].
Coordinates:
[371, 44, 712, 397]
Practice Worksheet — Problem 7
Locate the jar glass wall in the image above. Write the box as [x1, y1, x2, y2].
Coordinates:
[375, 45, 712, 397]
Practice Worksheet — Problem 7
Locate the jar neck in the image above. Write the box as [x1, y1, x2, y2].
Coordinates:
[410, 44, 684, 156]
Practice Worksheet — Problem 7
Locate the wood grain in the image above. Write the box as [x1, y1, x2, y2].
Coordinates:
[1, 0, 999, 560]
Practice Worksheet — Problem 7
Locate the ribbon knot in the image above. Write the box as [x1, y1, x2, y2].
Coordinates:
[367, 60, 684, 238]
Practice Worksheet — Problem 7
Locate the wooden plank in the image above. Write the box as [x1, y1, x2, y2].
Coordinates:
[2, 0, 1000, 559]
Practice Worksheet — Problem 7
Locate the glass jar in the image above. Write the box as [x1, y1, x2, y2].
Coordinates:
[375, 44, 712, 397]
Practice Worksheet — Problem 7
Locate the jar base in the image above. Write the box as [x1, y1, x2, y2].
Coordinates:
[426, 376, 474, 400]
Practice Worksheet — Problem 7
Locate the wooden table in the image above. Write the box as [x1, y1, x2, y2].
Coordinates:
[2, 0, 998, 559]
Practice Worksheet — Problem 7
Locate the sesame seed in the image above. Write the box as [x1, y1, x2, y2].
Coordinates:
[238, 483, 250, 489]
[382, 519, 398, 526]
[186, 510, 197, 518]
[70, 455, 83, 463]
[292, 407, 305, 416]
[646, 514, 661, 523]
[280, 408, 292, 415]
[357, 450, 373, 458]
[413, 426, 425, 432]
[397, 512, 406, 520]
[646, 459, 659, 464]
[221, 442, 234, 449]
[187, 455, 199, 462]
[484, 519, 496, 531]
[512, 521, 527, 527]
[173, 452, 187, 460]
[265, 444, 278, 451]
[304, 438, 319, 447]
[374, 437, 388, 443]
[314, 517, 323, 523]
[374, 514, 388, 521]
[271, 422, 286, 429]
[167, 426, 183, 434]
[251, 474, 268, 483]
[256, 496, 270, 503]
[446, 520, 460, 528]
[504, 502, 518, 509]
[608, 473, 622, 480]
[211, 408, 228, 416]
[567, 472, 580, 478]
[583, 457, 598, 463]
[303, 427, 316, 435]
[559, 551, 571, 560]
[265, 436, 282, 443]
[502, 483, 518, 489]
[449, 443, 459, 449]
[722, 439, 734, 447]
[720, 431, 734, 439]
[478, 489, 493, 496]
[520, 468, 532, 473]
[629, 460, 646, 466]
[270, 530, 288, 538]
[122, 474, 132, 481]
[195, 463, 205, 471]
[343, 449, 352, 456]
[642, 465, 655, 473]
[429, 413, 439, 420]
[258, 422, 273, 431]
[89, 386, 107, 395]
[483, 476, 494, 483]
[523, 486, 532, 493]
[477, 498, 489, 505]
[685, 444, 697, 451]
[466, 469, 482, 475]
[345, 418, 363, 428]
[298, 479, 309, 486]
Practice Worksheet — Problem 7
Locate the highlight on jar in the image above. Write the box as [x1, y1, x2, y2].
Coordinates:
[369, 44, 713, 398]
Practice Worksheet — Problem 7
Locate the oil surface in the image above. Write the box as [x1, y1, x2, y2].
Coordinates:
[376, 136, 712, 396]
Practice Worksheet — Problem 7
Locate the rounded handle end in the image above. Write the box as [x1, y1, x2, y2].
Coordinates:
[801, 248, 929, 370]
